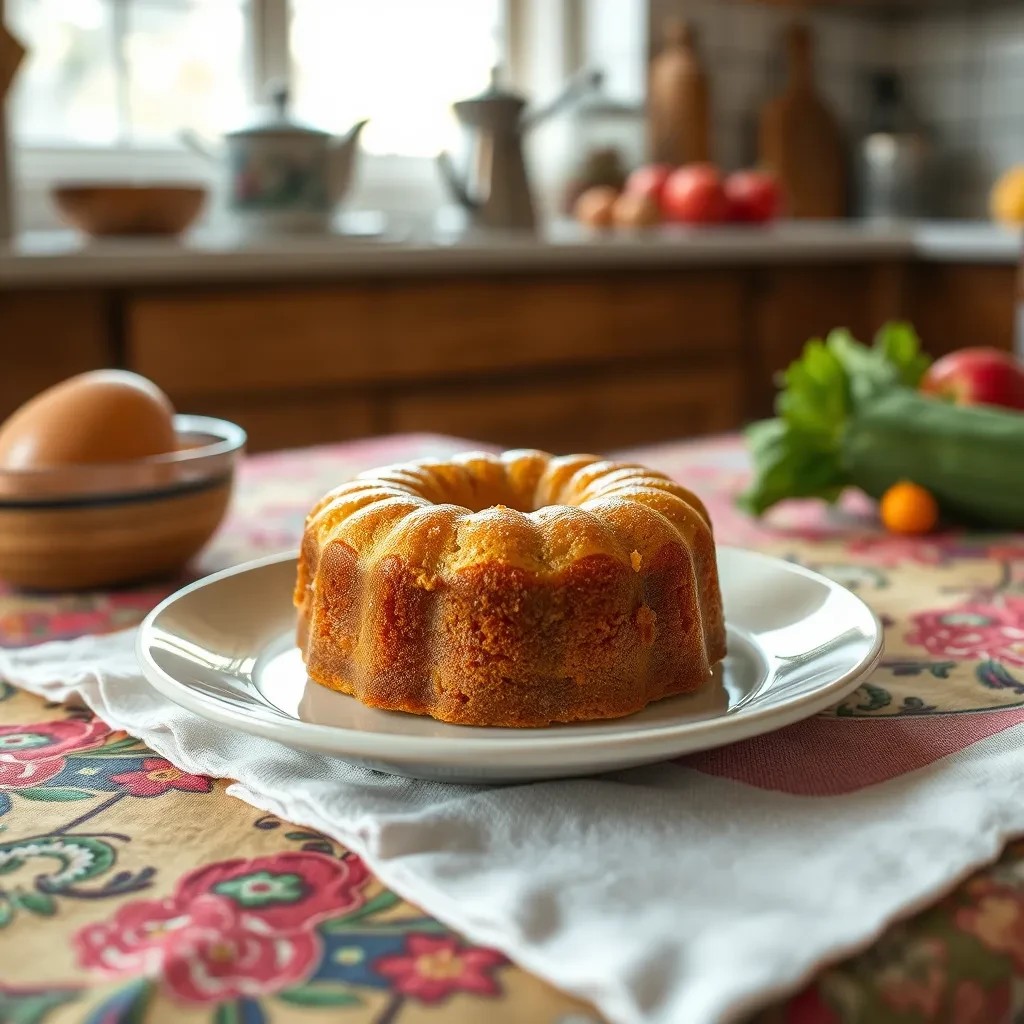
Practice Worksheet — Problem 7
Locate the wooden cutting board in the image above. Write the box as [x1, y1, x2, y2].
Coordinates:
[759, 23, 846, 219]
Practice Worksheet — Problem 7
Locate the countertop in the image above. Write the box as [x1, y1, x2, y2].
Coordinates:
[0, 219, 1019, 289]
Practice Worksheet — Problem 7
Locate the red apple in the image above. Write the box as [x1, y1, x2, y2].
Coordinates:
[725, 170, 784, 223]
[624, 163, 673, 209]
[662, 163, 730, 225]
[920, 347, 1024, 411]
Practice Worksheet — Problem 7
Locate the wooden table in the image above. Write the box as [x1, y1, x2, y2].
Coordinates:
[2, 432, 1024, 1024]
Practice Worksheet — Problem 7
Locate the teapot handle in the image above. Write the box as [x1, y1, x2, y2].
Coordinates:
[521, 67, 603, 132]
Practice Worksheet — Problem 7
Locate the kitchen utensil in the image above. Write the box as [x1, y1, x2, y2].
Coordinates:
[51, 183, 207, 237]
[858, 133, 929, 220]
[137, 547, 882, 783]
[759, 23, 846, 219]
[184, 83, 367, 236]
[0, 415, 245, 591]
[647, 17, 710, 167]
[856, 72, 930, 220]
[438, 66, 601, 233]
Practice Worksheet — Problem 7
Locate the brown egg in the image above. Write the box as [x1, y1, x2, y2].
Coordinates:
[0, 370, 178, 469]
[574, 185, 619, 229]
[612, 190, 662, 229]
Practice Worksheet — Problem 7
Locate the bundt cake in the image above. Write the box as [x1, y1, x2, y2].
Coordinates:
[294, 450, 726, 727]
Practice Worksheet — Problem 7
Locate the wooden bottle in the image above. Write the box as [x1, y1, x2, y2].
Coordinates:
[759, 22, 846, 219]
[647, 17, 710, 167]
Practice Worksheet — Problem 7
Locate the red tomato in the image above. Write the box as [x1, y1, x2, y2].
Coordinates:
[662, 164, 729, 225]
[624, 164, 673, 208]
[724, 170, 783, 223]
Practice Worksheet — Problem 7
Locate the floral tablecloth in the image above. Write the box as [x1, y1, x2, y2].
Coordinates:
[3, 431, 1024, 1024]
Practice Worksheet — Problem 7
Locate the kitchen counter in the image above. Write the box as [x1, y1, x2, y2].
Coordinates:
[1, 218, 1019, 454]
[0, 219, 1019, 289]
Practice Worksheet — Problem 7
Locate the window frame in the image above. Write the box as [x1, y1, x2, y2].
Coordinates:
[8, 0, 624, 231]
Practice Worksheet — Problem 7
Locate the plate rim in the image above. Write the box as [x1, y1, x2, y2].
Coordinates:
[136, 547, 884, 764]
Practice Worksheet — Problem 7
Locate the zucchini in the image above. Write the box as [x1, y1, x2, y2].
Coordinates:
[739, 323, 1024, 529]
[842, 389, 1024, 528]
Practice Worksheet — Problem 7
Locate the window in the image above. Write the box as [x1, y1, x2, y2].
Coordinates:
[290, 0, 505, 158]
[8, 0, 250, 146]
[8, 0, 506, 156]
[6, 0, 647, 230]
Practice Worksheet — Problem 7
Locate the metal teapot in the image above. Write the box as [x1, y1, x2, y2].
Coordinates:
[185, 83, 368, 236]
[438, 67, 601, 233]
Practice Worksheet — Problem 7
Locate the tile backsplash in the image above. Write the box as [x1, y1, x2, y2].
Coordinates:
[903, 5, 1024, 216]
[645, 0, 1024, 218]
[647, 0, 891, 178]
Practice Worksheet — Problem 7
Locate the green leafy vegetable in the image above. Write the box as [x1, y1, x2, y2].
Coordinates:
[736, 420, 846, 516]
[738, 321, 930, 517]
[774, 338, 849, 444]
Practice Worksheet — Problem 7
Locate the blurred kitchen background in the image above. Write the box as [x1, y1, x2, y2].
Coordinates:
[1, 0, 1022, 455]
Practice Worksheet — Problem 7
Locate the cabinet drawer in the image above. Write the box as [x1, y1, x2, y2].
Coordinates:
[749, 265, 880, 418]
[126, 272, 742, 397]
[387, 362, 743, 453]
[0, 291, 111, 420]
[184, 393, 378, 454]
[907, 264, 1017, 357]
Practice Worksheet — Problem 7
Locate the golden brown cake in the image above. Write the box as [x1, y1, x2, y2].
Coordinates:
[294, 450, 726, 727]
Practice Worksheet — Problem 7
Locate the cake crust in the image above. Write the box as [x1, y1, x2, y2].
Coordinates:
[295, 450, 726, 727]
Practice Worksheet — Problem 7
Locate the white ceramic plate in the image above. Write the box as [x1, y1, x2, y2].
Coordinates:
[137, 548, 883, 783]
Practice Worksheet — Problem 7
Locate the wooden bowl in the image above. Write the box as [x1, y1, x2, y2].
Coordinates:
[51, 183, 208, 237]
[0, 416, 245, 591]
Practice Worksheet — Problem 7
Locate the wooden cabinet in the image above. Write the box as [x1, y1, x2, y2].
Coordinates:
[125, 271, 742, 397]
[746, 263, 904, 418]
[0, 291, 111, 421]
[1, 258, 1016, 454]
[905, 264, 1018, 358]
[185, 393, 380, 453]
[387, 360, 743, 452]
[124, 270, 745, 453]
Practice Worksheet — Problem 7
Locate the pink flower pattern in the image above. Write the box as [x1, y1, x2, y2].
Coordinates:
[5, 434, 1024, 1024]
[109, 759, 212, 798]
[0, 719, 112, 763]
[375, 935, 507, 1003]
[75, 851, 370, 1004]
[906, 598, 1024, 667]
[78, 894, 319, 1004]
[845, 534, 949, 568]
[0, 719, 113, 790]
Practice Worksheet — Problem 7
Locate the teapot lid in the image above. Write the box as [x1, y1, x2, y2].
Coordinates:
[454, 66, 527, 113]
[226, 81, 330, 140]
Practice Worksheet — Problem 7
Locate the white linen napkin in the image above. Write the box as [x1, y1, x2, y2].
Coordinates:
[4, 631, 1024, 1024]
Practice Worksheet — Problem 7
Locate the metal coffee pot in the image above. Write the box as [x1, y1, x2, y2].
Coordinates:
[438, 67, 600, 233]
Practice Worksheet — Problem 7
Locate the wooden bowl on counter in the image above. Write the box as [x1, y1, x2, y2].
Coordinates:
[0, 416, 245, 591]
[51, 182, 208, 237]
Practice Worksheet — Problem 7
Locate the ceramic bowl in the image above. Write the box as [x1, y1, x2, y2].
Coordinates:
[51, 183, 208, 237]
[0, 415, 246, 591]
